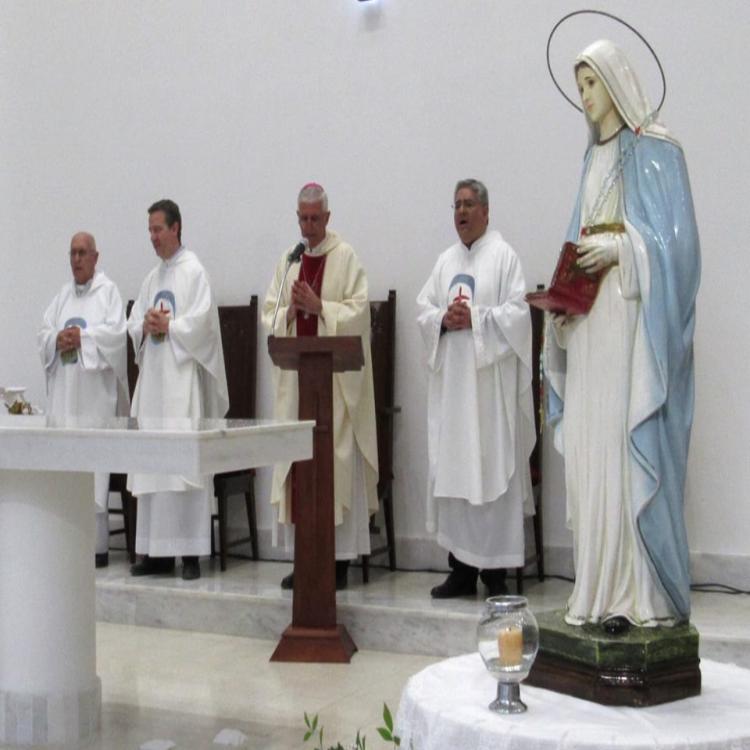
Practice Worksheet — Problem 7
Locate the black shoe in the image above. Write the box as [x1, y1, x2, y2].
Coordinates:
[603, 616, 631, 635]
[181, 556, 201, 581]
[130, 555, 176, 577]
[95, 553, 109, 569]
[336, 560, 349, 591]
[280, 571, 294, 590]
[430, 569, 478, 599]
[480, 568, 508, 597]
[487, 581, 509, 596]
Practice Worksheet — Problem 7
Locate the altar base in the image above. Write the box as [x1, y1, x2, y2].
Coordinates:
[0, 470, 100, 747]
[526, 609, 701, 706]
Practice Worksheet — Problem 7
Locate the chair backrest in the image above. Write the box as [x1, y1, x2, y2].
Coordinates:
[529, 289, 544, 485]
[125, 300, 138, 400]
[219, 297, 258, 419]
[124, 297, 258, 419]
[369, 290, 397, 481]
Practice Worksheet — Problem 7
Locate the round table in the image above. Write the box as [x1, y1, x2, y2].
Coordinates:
[396, 654, 750, 749]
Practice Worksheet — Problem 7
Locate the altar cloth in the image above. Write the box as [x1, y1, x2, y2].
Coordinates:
[396, 653, 750, 749]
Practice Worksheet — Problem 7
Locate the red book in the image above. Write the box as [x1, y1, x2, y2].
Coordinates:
[525, 242, 605, 315]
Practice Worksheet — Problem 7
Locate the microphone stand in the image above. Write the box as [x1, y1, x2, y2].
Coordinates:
[271, 242, 306, 332]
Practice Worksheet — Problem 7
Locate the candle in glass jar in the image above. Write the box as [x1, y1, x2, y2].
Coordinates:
[498, 625, 523, 667]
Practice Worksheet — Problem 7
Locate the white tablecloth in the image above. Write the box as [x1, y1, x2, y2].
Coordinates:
[396, 654, 750, 749]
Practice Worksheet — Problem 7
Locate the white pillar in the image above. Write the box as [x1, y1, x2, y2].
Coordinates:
[0, 470, 100, 746]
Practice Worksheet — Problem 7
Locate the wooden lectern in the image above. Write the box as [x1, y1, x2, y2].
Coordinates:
[268, 334, 363, 663]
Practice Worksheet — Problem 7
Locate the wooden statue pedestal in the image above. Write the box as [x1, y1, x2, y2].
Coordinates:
[526, 610, 701, 707]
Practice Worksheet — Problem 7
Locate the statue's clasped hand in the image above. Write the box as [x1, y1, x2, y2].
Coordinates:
[550, 312, 569, 330]
[577, 235, 619, 273]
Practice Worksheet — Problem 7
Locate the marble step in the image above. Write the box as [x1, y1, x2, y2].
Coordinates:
[95, 555, 750, 668]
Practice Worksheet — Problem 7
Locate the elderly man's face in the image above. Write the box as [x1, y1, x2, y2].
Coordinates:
[297, 200, 330, 250]
[69, 233, 98, 285]
[454, 187, 488, 247]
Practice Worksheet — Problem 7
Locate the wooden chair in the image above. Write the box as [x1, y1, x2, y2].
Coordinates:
[361, 290, 400, 582]
[210, 297, 259, 570]
[515, 286, 546, 593]
[108, 300, 138, 563]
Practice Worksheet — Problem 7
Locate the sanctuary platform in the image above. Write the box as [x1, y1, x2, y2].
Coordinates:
[96, 555, 750, 668]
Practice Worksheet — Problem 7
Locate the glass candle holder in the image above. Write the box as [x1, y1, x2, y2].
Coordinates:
[477, 595, 539, 713]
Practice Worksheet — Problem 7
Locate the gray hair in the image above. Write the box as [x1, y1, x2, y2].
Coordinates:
[454, 178, 489, 207]
[298, 182, 328, 211]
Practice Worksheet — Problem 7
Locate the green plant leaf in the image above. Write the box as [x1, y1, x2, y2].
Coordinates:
[302, 704, 399, 749]
[383, 703, 394, 732]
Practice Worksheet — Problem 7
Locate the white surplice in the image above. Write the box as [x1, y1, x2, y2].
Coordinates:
[416, 230, 535, 569]
[262, 231, 379, 560]
[127, 247, 228, 556]
[38, 271, 129, 553]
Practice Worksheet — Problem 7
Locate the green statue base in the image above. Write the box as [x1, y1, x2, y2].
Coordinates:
[526, 609, 701, 707]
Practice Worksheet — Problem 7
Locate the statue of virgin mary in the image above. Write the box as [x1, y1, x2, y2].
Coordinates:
[545, 40, 701, 633]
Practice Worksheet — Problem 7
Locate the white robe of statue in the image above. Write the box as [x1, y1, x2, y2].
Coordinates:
[416, 229, 535, 569]
[552, 142, 675, 626]
[38, 271, 129, 553]
[127, 248, 228, 557]
[262, 231, 379, 560]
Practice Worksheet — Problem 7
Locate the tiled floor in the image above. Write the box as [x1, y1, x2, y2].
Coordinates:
[11, 553, 742, 749]
[90, 622, 438, 750]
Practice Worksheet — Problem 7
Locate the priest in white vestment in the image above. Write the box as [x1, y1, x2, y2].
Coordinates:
[417, 179, 535, 598]
[39, 231, 129, 567]
[263, 183, 378, 591]
[127, 199, 228, 581]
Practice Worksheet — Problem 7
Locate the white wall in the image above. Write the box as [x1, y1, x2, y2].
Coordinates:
[1, 1, 748, 582]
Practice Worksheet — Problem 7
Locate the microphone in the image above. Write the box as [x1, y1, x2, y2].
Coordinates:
[271, 240, 307, 333]
[288, 241, 306, 263]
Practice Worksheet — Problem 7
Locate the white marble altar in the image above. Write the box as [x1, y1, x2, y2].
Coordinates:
[0, 415, 312, 747]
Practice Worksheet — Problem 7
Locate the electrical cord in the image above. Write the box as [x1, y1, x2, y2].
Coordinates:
[690, 583, 750, 595]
